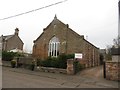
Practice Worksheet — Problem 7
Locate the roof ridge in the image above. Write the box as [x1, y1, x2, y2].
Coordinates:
[2, 34, 14, 40]
[3, 34, 14, 37]
[34, 16, 82, 42]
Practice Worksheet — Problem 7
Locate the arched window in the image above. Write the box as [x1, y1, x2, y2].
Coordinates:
[48, 37, 60, 57]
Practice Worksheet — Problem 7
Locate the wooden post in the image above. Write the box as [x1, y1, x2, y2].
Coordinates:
[103, 61, 106, 78]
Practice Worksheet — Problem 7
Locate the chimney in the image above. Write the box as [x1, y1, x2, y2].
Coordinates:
[66, 24, 69, 28]
[15, 28, 19, 35]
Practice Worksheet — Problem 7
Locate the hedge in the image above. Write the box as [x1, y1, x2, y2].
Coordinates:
[2, 51, 24, 61]
[36, 54, 74, 69]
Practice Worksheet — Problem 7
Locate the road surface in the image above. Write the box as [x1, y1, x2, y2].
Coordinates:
[2, 66, 119, 88]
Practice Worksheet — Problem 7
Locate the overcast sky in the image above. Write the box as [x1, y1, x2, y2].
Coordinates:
[0, 0, 118, 53]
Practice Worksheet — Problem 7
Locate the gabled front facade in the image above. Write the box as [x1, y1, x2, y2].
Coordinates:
[33, 16, 100, 68]
[0, 28, 24, 51]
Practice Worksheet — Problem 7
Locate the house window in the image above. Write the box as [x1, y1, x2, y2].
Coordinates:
[48, 37, 60, 57]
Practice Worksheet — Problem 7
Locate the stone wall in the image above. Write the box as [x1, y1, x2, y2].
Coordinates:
[35, 67, 67, 74]
[35, 59, 74, 75]
[35, 59, 76, 75]
[106, 61, 120, 81]
[14, 57, 34, 69]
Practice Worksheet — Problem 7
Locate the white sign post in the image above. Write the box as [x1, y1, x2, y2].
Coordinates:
[75, 53, 83, 59]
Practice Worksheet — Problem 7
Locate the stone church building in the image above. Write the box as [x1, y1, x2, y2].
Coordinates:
[0, 28, 24, 51]
[33, 16, 100, 68]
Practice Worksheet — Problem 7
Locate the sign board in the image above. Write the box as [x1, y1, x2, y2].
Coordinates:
[75, 53, 83, 59]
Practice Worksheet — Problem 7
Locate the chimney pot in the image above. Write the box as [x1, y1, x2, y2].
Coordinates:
[15, 28, 19, 35]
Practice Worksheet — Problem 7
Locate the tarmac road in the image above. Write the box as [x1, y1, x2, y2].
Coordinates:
[2, 66, 119, 88]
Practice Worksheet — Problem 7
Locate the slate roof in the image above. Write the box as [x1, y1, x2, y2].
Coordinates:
[34, 16, 99, 49]
[0, 34, 23, 44]
[2, 35, 14, 40]
[34, 16, 83, 43]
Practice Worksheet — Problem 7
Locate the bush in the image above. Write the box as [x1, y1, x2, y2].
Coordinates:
[37, 54, 74, 69]
[2, 51, 24, 61]
[66, 54, 74, 59]
[36, 54, 75, 69]
[50, 57, 59, 68]
[36, 59, 43, 66]
[2, 51, 15, 61]
[57, 54, 67, 69]
[29, 63, 35, 71]
[42, 57, 52, 67]
[11, 60, 16, 68]
[74, 61, 84, 73]
[29, 60, 35, 71]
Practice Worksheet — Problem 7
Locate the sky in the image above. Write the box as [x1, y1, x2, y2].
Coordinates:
[0, 0, 118, 53]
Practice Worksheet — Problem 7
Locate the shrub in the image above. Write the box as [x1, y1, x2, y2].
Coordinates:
[66, 54, 74, 59]
[57, 54, 67, 69]
[36, 54, 75, 69]
[11, 60, 16, 68]
[29, 60, 35, 71]
[2, 51, 15, 61]
[2, 51, 24, 61]
[36, 59, 42, 66]
[42, 57, 52, 67]
[50, 57, 59, 68]
[74, 61, 84, 73]
[29, 63, 35, 71]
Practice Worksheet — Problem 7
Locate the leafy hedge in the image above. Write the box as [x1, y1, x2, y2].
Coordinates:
[37, 54, 74, 69]
[2, 51, 24, 61]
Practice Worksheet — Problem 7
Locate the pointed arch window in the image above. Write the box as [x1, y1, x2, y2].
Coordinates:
[48, 37, 60, 57]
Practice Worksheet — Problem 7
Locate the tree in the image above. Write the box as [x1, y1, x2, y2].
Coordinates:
[113, 36, 120, 48]
[106, 45, 112, 61]
[105, 36, 120, 61]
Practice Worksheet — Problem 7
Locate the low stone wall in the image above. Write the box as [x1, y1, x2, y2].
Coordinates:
[106, 61, 120, 81]
[35, 59, 75, 75]
[2, 61, 11, 67]
[35, 66, 67, 74]
[17, 57, 34, 65]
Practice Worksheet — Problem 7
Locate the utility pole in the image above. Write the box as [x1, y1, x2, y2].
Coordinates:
[118, 0, 120, 45]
